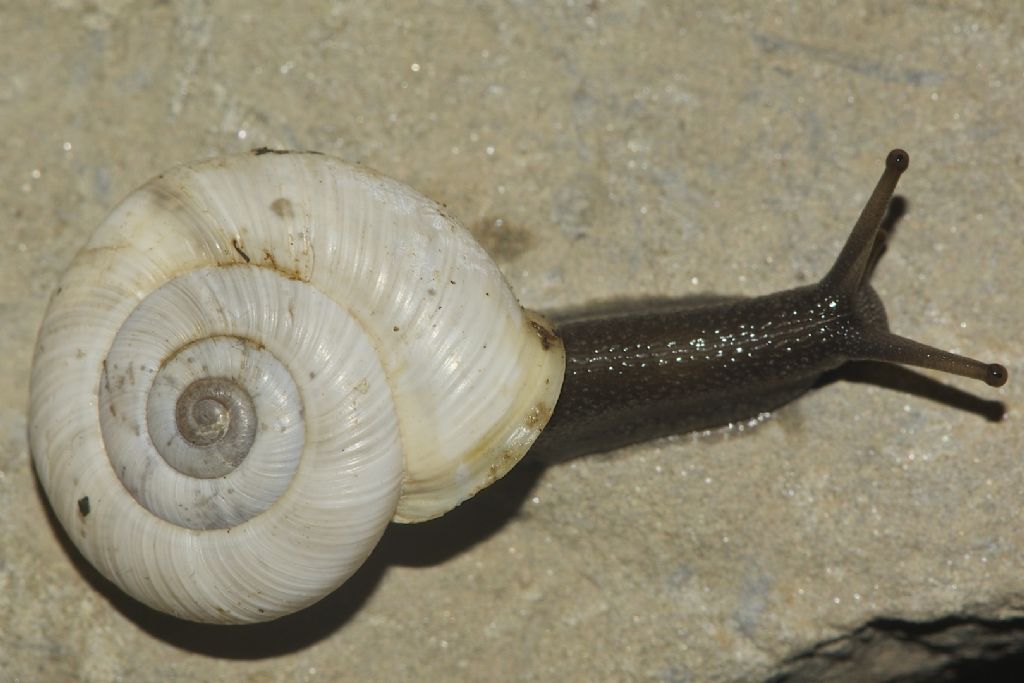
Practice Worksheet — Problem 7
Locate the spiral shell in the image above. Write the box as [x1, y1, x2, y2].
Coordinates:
[29, 151, 565, 623]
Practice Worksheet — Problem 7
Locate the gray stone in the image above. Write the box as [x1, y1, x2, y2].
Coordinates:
[1, 2, 1019, 681]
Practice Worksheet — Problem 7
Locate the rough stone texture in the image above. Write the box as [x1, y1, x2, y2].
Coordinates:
[1, 2, 1020, 682]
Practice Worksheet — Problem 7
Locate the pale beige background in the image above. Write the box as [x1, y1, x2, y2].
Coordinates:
[1, 2, 1021, 682]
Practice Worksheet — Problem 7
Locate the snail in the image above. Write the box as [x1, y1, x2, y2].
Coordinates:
[29, 148, 1006, 624]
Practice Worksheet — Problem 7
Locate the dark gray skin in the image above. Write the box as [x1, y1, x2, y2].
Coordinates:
[532, 150, 1007, 461]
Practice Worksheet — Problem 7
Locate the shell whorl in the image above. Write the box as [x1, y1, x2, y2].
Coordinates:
[29, 151, 565, 623]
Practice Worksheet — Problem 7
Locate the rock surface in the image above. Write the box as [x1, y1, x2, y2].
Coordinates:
[0, 2, 1020, 681]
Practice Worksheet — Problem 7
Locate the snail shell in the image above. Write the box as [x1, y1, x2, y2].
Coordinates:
[29, 151, 565, 623]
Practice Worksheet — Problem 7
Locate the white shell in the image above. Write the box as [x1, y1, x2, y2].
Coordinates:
[29, 151, 565, 623]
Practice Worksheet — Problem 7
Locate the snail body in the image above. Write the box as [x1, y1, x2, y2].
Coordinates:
[533, 150, 1006, 459]
[29, 148, 1005, 624]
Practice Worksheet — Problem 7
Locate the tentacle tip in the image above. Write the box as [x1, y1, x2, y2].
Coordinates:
[886, 149, 910, 173]
[985, 363, 1008, 387]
